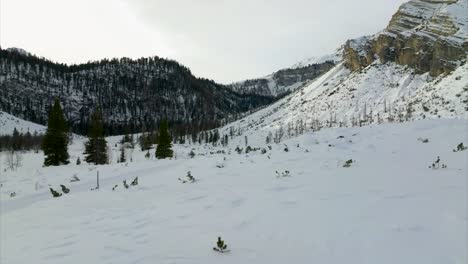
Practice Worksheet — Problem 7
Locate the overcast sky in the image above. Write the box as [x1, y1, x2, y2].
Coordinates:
[0, 0, 406, 83]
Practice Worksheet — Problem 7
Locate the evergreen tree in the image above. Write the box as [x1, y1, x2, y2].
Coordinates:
[42, 98, 70, 166]
[155, 119, 173, 159]
[119, 146, 126, 163]
[84, 109, 108, 165]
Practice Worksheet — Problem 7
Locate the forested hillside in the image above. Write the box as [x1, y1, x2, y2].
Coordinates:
[0, 48, 274, 135]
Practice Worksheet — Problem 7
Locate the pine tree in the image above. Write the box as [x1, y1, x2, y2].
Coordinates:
[155, 119, 173, 159]
[119, 146, 126, 163]
[84, 109, 108, 165]
[213, 237, 229, 253]
[42, 98, 70, 166]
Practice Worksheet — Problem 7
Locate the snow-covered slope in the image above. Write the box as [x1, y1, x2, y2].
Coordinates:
[290, 47, 343, 69]
[1, 119, 466, 263]
[0, 111, 46, 135]
[228, 61, 335, 97]
[219, 59, 468, 145]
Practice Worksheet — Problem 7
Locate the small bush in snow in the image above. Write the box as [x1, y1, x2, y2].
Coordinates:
[343, 159, 353, 168]
[76, 157, 81, 165]
[213, 237, 229, 253]
[4, 151, 22, 171]
[453, 143, 467, 152]
[276, 170, 291, 178]
[10, 192, 16, 198]
[261, 148, 267, 154]
[429, 156, 447, 169]
[131, 177, 139, 186]
[123, 180, 129, 189]
[112, 185, 118, 191]
[235, 146, 243, 154]
[49, 188, 62, 198]
[60, 184, 70, 194]
[417, 138, 429, 143]
[70, 174, 80, 182]
[245, 146, 253, 153]
[188, 150, 196, 159]
[179, 171, 196, 183]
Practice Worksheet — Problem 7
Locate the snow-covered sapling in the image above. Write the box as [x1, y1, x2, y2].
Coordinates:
[70, 174, 80, 182]
[60, 184, 70, 194]
[235, 146, 243, 154]
[417, 138, 429, 143]
[453, 143, 467, 152]
[112, 185, 118, 191]
[261, 148, 267, 154]
[50, 188, 62, 198]
[246, 146, 253, 153]
[276, 170, 291, 178]
[213, 237, 229, 253]
[188, 150, 196, 159]
[429, 156, 447, 169]
[343, 159, 353, 168]
[131, 177, 139, 186]
[123, 180, 129, 189]
[179, 171, 196, 183]
[145, 150, 151, 159]
[76, 157, 81, 165]
[10, 192, 16, 198]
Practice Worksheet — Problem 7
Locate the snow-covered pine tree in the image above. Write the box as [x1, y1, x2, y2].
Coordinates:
[42, 98, 70, 166]
[155, 119, 173, 159]
[84, 109, 108, 165]
[213, 237, 229, 253]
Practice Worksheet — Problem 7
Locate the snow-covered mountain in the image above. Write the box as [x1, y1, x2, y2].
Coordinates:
[290, 47, 343, 69]
[228, 61, 336, 97]
[219, 0, 468, 145]
[0, 48, 274, 135]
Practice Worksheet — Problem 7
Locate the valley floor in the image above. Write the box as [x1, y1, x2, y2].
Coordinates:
[1, 119, 467, 264]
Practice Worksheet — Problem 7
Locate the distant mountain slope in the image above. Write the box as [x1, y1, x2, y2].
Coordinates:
[0, 48, 274, 135]
[221, 60, 467, 145]
[0, 111, 45, 135]
[228, 61, 336, 97]
[220, 0, 468, 144]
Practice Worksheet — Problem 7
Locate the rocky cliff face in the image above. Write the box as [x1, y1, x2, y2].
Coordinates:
[344, 0, 467, 76]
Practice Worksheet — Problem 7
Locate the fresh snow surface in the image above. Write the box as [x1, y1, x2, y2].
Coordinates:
[0, 111, 46, 135]
[1, 119, 467, 264]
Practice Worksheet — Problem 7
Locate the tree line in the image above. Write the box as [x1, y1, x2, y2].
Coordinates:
[0, 128, 43, 152]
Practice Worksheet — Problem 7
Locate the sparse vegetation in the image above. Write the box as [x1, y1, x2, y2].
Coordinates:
[213, 237, 229, 253]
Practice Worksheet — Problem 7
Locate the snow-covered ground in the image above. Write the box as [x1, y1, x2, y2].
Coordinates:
[1, 119, 466, 264]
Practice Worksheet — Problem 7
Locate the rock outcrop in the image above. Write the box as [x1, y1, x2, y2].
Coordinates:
[344, 0, 467, 76]
[229, 61, 336, 97]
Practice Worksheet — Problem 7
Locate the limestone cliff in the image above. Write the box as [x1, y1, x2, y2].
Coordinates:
[344, 0, 467, 76]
